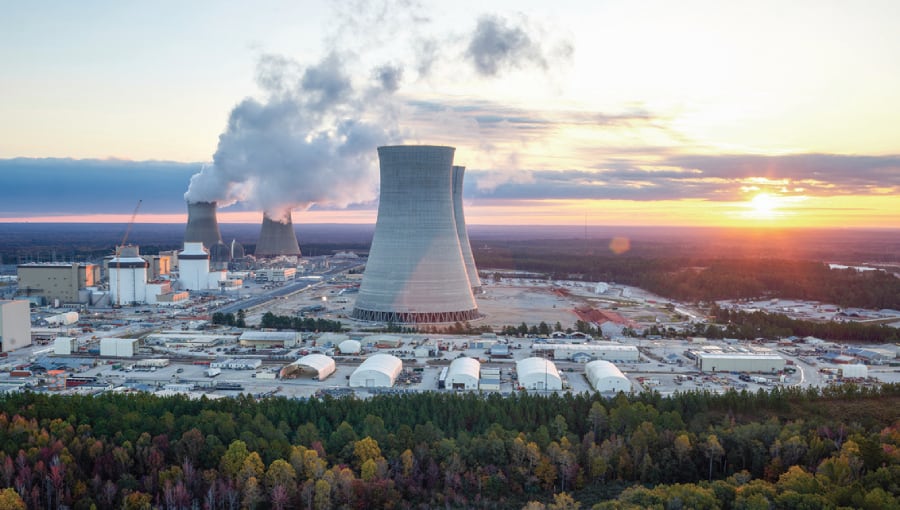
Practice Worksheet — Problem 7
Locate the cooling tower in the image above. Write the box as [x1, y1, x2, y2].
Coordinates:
[184, 201, 223, 250]
[352, 145, 479, 324]
[255, 212, 302, 257]
[452, 165, 482, 293]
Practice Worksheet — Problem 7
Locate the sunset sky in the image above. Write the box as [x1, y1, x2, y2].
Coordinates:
[1, 1, 898, 227]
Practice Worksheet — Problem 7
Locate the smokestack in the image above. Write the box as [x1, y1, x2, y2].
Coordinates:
[255, 212, 302, 258]
[184, 201, 223, 251]
[352, 145, 479, 324]
[452, 165, 482, 293]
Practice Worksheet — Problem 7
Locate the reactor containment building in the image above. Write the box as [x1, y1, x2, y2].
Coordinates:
[352, 145, 480, 324]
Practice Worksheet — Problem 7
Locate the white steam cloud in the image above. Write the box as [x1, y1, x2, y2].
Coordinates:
[184, 51, 402, 220]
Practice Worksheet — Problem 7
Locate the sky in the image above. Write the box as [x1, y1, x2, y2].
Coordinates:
[1, 0, 898, 228]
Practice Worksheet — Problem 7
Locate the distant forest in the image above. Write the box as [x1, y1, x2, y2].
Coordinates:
[0, 386, 898, 509]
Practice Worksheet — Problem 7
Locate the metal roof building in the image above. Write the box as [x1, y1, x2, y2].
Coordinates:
[535, 343, 640, 362]
[585, 360, 631, 393]
[349, 354, 403, 388]
[516, 357, 562, 391]
[239, 331, 301, 348]
[695, 353, 785, 373]
[446, 357, 480, 390]
[280, 354, 335, 380]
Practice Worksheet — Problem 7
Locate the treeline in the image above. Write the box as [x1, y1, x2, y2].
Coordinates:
[475, 246, 900, 310]
[706, 305, 900, 343]
[259, 312, 345, 333]
[0, 385, 897, 509]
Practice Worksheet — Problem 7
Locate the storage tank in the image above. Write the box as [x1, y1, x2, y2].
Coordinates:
[109, 246, 149, 306]
[179, 242, 211, 291]
[184, 201, 223, 250]
[352, 146, 479, 324]
[452, 166, 482, 293]
[255, 212, 302, 257]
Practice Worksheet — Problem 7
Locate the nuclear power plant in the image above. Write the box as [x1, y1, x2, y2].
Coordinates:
[452, 165, 482, 294]
[255, 212, 302, 258]
[184, 201, 223, 250]
[352, 145, 480, 324]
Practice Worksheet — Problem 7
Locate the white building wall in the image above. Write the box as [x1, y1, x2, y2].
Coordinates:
[0, 300, 32, 352]
[697, 354, 785, 373]
[54, 336, 76, 355]
[447, 357, 480, 390]
[585, 360, 631, 393]
[349, 354, 402, 388]
[516, 357, 562, 390]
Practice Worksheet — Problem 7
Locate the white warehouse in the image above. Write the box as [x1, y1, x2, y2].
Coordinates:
[696, 353, 785, 374]
[349, 354, 403, 388]
[446, 357, 480, 390]
[338, 339, 362, 355]
[536, 343, 640, 362]
[280, 354, 336, 380]
[585, 360, 632, 393]
[516, 357, 563, 391]
[100, 338, 139, 357]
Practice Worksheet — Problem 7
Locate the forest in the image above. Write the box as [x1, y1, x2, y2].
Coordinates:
[473, 244, 900, 310]
[0, 384, 897, 509]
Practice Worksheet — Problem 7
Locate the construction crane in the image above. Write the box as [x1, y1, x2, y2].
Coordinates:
[113, 200, 142, 307]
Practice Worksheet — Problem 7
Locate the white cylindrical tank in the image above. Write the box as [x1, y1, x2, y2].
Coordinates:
[352, 146, 479, 324]
[452, 166, 482, 293]
[109, 247, 149, 306]
[179, 242, 210, 291]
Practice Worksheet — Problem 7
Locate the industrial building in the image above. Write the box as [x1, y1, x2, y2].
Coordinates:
[516, 357, 563, 391]
[584, 360, 632, 393]
[100, 338, 139, 357]
[253, 267, 297, 283]
[452, 166, 481, 293]
[695, 353, 786, 373]
[178, 242, 226, 291]
[446, 356, 480, 390]
[144, 332, 233, 348]
[54, 336, 77, 355]
[349, 353, 403, 388]
[239, 331, 301, 348]
[17, 262, 100, 305]
[256, 212, 302, 257]
[108, 246, 150, 306]
[479, 367, 501, 391]
[210, 358, 262, 370]
[0, 300, 32, 353]
[352, 146, 479, 324]
[280, 354, 335, 380]
[535, 343, 640, 362]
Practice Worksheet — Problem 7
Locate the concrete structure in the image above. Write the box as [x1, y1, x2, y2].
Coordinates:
[0, 300, 32, 353]
[338, 339, 362, 354]
[280, 354, 335, 380]
[535, 343, 640, 362]
[17, 263, 99, 304]
[452, 165, 482, 293]
[179, 242, 216, 291]
[516, 357, 562, 391]
[446, 356, 480, 390]
[142, 255, 172, 280]
[239, 331, 301, 348]
[695, 353, 785, 373]
[585, 360, 631, 393]
[184, 201, 223, 250]
[109, 246, 150, 306]
[352, 146, 479, 324]
[54, 336, 77, 355]
[100, 338, 138, 357]
[349, 353, 403, 388]
[256, 212, 302, 257]
[254, 267, 297, 283]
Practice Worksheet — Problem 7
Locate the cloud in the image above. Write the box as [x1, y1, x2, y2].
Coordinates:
[466, 14, 545, 76]
[0, 158, 199, 216]
[465, 153, 900, 202]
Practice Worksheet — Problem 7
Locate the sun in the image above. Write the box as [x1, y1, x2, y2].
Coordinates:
[747, 192, 779, 220]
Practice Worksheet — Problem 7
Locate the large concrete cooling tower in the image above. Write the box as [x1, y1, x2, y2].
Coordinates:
[352, 145, 479, 324]
[452, 165, 482, 293]
[255, 212, 302, 257]
[184, 201, 223, 250]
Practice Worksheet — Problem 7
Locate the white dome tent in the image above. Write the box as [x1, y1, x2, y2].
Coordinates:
[339, 339, 362, 355]
[516, 357, 562, 391]
[349, 354, 403, 388]
[280, 354, 336, 380]
[446, 357, 480, 390]
[585, 360, 631, 393]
